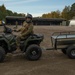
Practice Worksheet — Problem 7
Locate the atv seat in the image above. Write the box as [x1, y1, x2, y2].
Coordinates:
[20, 33, 39, 41]
[31, 34, 44, 38]
[20, 34, 31, 41]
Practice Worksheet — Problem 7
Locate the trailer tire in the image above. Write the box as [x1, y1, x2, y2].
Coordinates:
[61, 48, 66, 54]
[66, 46, 75, 59]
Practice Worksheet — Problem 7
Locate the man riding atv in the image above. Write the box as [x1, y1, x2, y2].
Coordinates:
[0, 14, 43, 62]
[15, 14, 34, 53]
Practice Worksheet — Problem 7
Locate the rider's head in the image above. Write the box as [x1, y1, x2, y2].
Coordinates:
[25, 14, 33, 23]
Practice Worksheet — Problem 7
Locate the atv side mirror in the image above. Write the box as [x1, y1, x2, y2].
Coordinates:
[2, 21, 5, 25]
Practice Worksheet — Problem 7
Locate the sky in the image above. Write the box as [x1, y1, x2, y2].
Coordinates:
[0, 0, 75, 17]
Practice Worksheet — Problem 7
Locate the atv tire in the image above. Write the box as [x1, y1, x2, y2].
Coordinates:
[0, 47, 5, 62]
[25, 44, 42, 61]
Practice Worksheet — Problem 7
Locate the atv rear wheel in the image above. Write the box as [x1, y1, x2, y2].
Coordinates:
[25, 44, 42, 61]
[0, 47, 5, 62]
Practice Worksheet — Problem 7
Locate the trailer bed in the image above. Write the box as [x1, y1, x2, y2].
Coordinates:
[52, 35, 75, 39]
[51, 31, 75, 49]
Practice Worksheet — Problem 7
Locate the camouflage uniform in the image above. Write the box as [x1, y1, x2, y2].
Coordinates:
[16, 21, 33, 47]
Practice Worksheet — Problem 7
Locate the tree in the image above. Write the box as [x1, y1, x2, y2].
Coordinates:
[0, 4, 6, 20]
[70, 3, 75, 19]
[42, 10, 60, 18]
[0, 4, 26, 21]
[50, 11, 60, 18]
[42, 14, 48, 18]
[6, 10, 13, 16]
[55, 10, 61, 18]
[61, 6, 71, 20]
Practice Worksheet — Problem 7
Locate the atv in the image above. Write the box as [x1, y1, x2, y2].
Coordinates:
[0, 23, 44, 62]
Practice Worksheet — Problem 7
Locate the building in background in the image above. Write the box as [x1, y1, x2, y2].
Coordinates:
[6, 16, 67, 26]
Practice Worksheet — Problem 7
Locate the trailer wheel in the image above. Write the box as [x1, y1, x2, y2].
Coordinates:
[66, 46, 75, 59]
[61, 48, 66, 54]
[25, 44, 42, 61]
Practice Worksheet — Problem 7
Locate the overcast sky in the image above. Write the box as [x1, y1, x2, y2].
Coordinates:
[0, 0, 75, 17]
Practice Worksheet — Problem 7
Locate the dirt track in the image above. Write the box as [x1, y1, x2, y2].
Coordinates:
[0, 26, 75, 75]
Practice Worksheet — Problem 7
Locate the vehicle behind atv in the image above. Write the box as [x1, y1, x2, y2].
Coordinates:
[0, 24, 44, 62]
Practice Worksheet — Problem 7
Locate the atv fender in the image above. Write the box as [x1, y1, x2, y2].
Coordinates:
[23, 36, 42, 52]
[0, 38, 10, 51]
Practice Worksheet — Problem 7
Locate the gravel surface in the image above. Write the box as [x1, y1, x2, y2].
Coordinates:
[0, 25, 75, 75]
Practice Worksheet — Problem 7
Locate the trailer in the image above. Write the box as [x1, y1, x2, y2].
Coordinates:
[46, 31, 75, 59]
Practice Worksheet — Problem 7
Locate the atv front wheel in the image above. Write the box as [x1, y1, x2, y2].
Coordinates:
[0, 47, 5, 62]
[25, 44, 42, 61]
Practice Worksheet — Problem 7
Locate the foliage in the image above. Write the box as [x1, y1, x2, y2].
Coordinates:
[61, 6, 71, 20]
[42, 10, 61, 18]
[70, 3, 75, 19]
[0, 4, 25, 21]
[42, 3, 75, 20]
